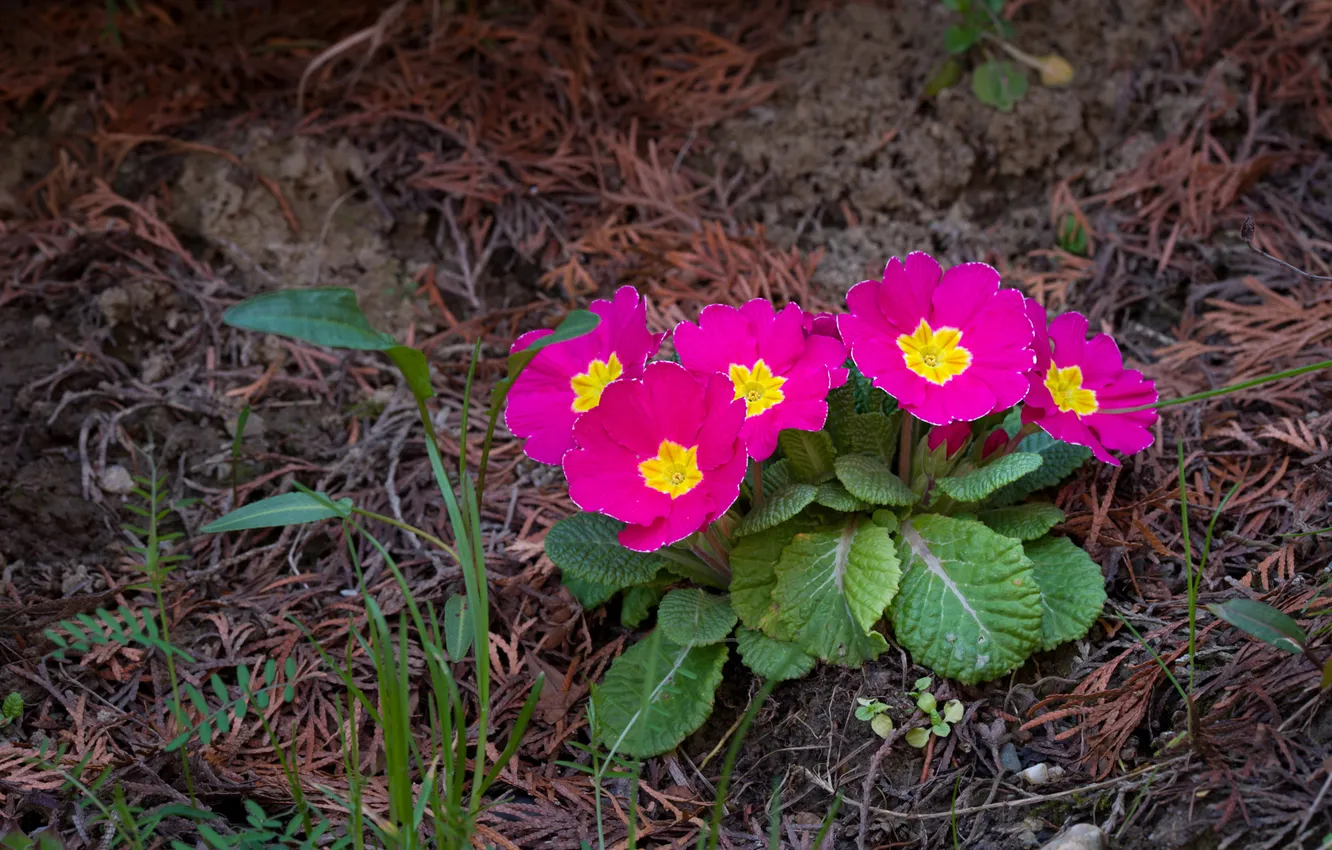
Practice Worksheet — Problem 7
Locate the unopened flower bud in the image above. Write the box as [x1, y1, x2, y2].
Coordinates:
[1038, 54, 1074, 87]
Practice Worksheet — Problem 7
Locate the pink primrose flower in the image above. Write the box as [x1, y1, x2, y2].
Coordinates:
[673, 300, 847, 461]
[802, 310, 850, 389]
[562, 362, 748, 552]
[838, 252, 1035, 425]
[927, 421, 972, 458]
[505, 286, 664, 465]
[1020, 301, 1158, 466]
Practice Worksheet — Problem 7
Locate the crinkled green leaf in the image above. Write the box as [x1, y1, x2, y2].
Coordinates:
[774, 517, 900, 666]
[735, 628, 816, 682]
[977, 503, 1065, 541]
[658, 589, 737, 646]
[592, 635, 727, 758]
[759, 458, 793, 492]
[1208, 598, 1306, 654]
[737, 484, 818, 536]
[780, 430, 837, 484]
[730, 518, 816, 639]
[834, 454, 918, 506]
[1026, 536, 1107, 651]
[834, 412, 900, 462]
[562, 575, 619, 609]
[892, 515, 1042, 684]
[984, 432, 1091, 507]
[937, 453, 1043, 503]
[621, 581, 668, 629]
[223, 288, 395, 350]
[815, 480, 870, 513]
[546, 512, 666, 588]
[202, 492, 352, 533]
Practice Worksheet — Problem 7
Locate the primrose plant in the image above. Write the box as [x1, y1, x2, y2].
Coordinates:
[523, 251, 1160, 757]
[927, 0, 1075, 112]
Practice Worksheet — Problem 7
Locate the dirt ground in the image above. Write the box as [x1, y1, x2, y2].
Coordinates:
[1, 1, 1331, 848]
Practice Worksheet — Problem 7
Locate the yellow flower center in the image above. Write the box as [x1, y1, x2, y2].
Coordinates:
[570, 352, 623, 412]
[728, 359, 787, 418]
[897, 319, 972, 385]
[638, 439, 704, 499]
[1044, 363, 1099, 416]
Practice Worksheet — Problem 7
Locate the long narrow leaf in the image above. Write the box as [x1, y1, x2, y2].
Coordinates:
[203, 492, 353, 533]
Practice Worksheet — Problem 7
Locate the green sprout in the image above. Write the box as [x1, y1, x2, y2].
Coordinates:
[854, 698, 895, 739]
[1057, 213, 1089, 255]
[928, 0, 1074, 112]
[1, 692, 21, 727]
[904, 678, 964, 748]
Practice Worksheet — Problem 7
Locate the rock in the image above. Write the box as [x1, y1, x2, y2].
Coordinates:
[1000, 741, 1023, 773]
[99, 465, 135, 494]
[1017, 763, 1066, 785]
[1036, 823, 1107, 850]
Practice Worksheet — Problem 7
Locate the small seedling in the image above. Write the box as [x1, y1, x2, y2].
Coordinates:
[904, 678, 964, 748]
[928, 0, 1074, 112]
[1057, 213, 1088, 255]
[1, 692, 21, 727]
[854, 697, 895, 739]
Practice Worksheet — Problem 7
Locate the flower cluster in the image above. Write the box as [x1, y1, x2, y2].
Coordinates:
[508, 255, 1158, 551]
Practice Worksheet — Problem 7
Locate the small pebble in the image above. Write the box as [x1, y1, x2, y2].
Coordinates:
[31, 314, 52, 332]
[1037, 823, 1107, 850]
[1017, 763, 1066, 785]
[1000, 741, 1023, 773]
[99, 465, 135, 494]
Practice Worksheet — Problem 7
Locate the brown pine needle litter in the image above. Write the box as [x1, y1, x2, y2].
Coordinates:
[1, 0, 1331, 848]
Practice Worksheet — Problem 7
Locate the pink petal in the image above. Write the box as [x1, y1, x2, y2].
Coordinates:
[563, 420, 671, 525]
[1048, 312, 1090, 364]
[582, 377, 661, 458]
[693, 374, 747, 469]
[511, 328, 553, 353]
[981, 428, 1008, 459]
[928, 421, 971, 457]
[875, 255, 936, 333]
[843, 281, 889, 332]
[1080, 334, 1126, 388]
[1025, 298, 1052, 371]
[676, 304, 759, 376]
[505, 386, 579, 464]
[642, 362, 710, 448]
[1086, 412, 1154, 457]
[758, 302, 808, 374]
[1030, 407, 1115, 465]
[618, 490, 712, 551]
[939, 372, 998, 423]
[931, 262, 1001, 330]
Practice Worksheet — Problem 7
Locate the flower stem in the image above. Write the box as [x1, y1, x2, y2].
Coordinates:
[658, 547, 731, 589]
[749, 459, 765, 510]
[1102, 359, 1332, 414]
[350, 507, 457, 560]
[898, 413, 914, 483]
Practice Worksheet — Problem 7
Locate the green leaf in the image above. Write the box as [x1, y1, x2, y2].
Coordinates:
[621, 582, 667, 629]
[774, 517, 901, 666]
[730, 518, 816, 639]
[780, 430, 837, 484]
[984, 432, 1090, 507]
[202, 492, 353, 533]
[735, 628, 816, 682]
[737, 484, 818, 536]
[1026, 536, 1107, 651]
[759, 458, 793, 492]
[892, 515, 1042, 684]
[223, 288, 396, 350]
[944, 24, 979, 53]
[1207, 598, 1306, 654]
[505, 310, 600, 378]
[834, 412, 900, 462]
[976, 503, 1065, 541]
[905, 728, 931, 748]
[938, 453, 1043, 503]
[815, 480, 870, 513]
[834, 454, 918, 506]
[546, 512, 667, 588]
[386, 346, 434, 401]
[443, 594, 473, 660]
[658, 589, 737, 646]
[971, 59, 1028, 112]
[592, 635, 728, 758]
[562, 575, 619, 609]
